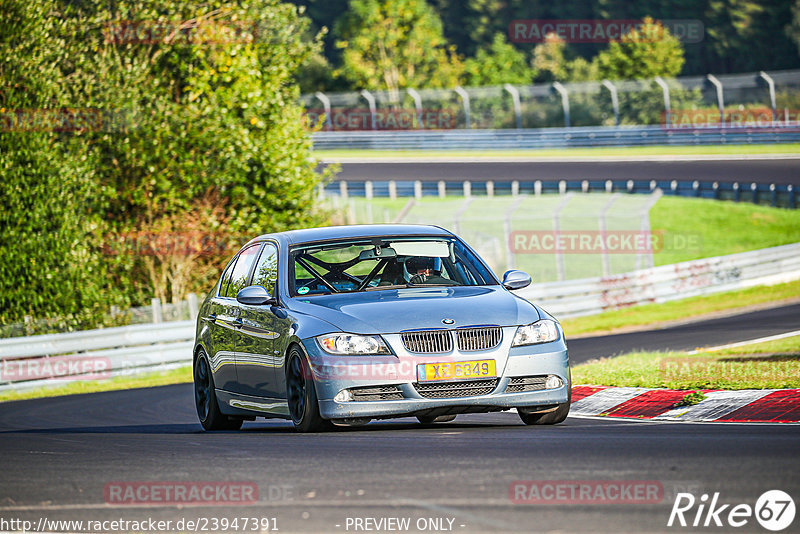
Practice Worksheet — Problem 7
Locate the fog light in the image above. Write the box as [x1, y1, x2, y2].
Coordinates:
[545, 375, 562, 389]
[334, 389, 352, 403]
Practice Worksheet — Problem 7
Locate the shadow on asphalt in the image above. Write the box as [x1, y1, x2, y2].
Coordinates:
[0, 421, 542, 434]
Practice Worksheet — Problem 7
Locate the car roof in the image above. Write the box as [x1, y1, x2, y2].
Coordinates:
[246, 224, 454, 248]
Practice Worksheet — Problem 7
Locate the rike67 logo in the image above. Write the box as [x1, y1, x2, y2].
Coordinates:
[668, 490, 795, 531]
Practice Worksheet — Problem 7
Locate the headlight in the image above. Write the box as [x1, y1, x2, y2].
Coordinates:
[512, 320, 560, 346]
[316, 333, 391, 355]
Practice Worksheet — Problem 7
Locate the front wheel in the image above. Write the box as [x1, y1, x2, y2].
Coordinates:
[194, 350, 243, 431]
[518, 381, 571, 425]
[518, 402, 570, 425]
[417, 415, 457, 425]
[286, 347, 332, 433]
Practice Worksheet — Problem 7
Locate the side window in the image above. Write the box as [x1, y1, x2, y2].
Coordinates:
[252, 243, 279, 297]
[218, 257, 238, 297]
[223, 245, 262, 298]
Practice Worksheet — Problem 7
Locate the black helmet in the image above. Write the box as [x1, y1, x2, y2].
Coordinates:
[405, 256, 441, 274]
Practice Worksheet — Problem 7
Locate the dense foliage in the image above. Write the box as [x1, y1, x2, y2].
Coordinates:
[0, 0, 331, 329]
[293, 0, 800, 91]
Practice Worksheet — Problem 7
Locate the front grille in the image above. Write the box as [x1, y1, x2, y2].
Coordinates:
[401, 326, 501, 353]
[350, 385, 404, 402]
[505, 376, 548, 393]
[402, 330, 453, 353]
[414, 379, 498, 399]
[456, 327, 502, 351]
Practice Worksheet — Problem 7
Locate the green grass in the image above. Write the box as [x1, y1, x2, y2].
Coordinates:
[650, 197, 800, 265]
[675, 391, 707, 406]
[315, 143, 800, 159]
[562, 279, 800, 337]
[573, 334, 800, 390]
[0, 365, 192, 403]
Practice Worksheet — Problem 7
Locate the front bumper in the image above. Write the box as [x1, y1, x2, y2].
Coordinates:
[301, 327, 570, 420]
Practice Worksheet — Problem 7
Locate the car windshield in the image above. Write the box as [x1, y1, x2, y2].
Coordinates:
[289, 237, 496, 296]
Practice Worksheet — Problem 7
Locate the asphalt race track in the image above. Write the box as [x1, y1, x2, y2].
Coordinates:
[1, 386, 799, 533]
[1, 305, 799, 532]
[325, 157, 800, 185]
[567, 302, 800, 364]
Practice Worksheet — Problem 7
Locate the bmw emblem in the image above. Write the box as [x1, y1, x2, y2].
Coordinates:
[442, 318, 455, 325]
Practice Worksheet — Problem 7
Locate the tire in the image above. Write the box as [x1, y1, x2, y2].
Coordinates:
[286, 346, 332, 433]
[417, 414, 457, 425]
[194, 350, 243, 431]
[518, 378, 571, 426]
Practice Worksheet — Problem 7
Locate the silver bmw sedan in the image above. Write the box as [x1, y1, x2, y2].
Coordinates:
[193, 224, 570, 432]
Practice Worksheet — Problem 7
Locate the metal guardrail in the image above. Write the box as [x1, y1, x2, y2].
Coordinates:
[2, 242, 799, 391]
[0, 321, 195, 392]
[312, 125, 800, 150]
[0, 294, 200, 339]
[518, 242, 800, 318]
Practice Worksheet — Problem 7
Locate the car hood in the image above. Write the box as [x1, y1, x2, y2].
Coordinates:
[289, 286, 541, 335]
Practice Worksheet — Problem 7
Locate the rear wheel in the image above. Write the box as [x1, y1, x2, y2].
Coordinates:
[417, 414, 457, 425]
[194, 350, 243, 431]
[286, 347, 332, 433]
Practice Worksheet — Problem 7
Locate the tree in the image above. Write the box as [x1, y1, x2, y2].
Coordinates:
[464, 33, 534, 86]
[595, 17, 685, 80]
[532, 33, 570, 81]
[789, 0, 800, 56]
[531, 33, 599, 82]
[334, 0, 463, 94]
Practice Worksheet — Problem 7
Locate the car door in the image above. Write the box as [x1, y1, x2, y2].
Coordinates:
[205, 255, 240, 392]
[219, 243, 262, 394]
[270, 246, 302, 402]
[236, 242, 282, 398]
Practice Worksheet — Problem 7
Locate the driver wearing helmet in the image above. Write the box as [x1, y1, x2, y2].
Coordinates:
[405, 256, 454, 285]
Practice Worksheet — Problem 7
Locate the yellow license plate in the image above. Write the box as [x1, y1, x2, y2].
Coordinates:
[417, 360, 496, 382]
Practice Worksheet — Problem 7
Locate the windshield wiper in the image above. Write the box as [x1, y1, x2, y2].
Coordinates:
[362, 282, 459, 291]
[363, 283, 412, 291]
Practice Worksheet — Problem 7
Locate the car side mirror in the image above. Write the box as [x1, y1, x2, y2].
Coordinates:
[502, 270, 532, 290]
[236, 285, 277, 306]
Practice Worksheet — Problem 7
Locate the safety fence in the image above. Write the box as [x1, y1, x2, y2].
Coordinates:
[519, 242, 800, 318]
[0, 295, 200, 339]
[303, 69, 800, 131]
[332, 192, 661, 281]
[0, 321, 194, 393]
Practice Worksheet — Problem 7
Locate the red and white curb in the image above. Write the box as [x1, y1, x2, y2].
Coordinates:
[569, 386, 800, 423]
